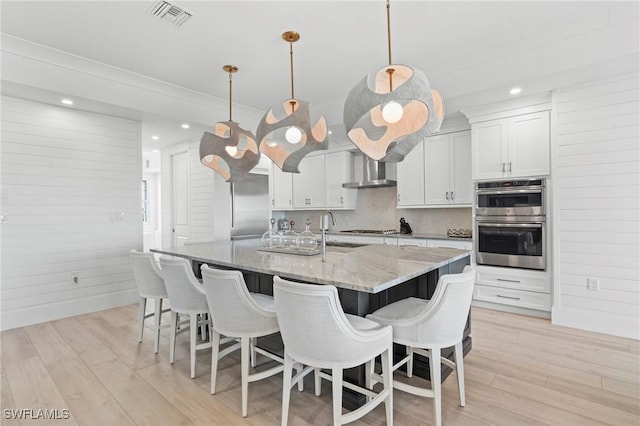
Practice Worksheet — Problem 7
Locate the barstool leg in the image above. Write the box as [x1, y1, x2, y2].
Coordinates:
[406, 346, 414, 378]
[429, 348, 442, 426]
[281, 354, 293, 426]
[454, 341, 466, 406]
[137, 297, 147, 343]
[331, 368, 343, 426]
[190, 314, 197, 379]
[241, 337, 250, 417]
[169, 311, 178, 364]
[210, 328, 220, 394]
[153, 298, 162, 354]
[382, 347, 393, 426]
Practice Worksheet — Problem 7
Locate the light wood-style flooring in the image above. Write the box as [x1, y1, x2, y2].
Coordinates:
[2, 305, 638, 425]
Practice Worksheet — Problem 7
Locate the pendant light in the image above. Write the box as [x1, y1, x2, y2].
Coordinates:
[256, 31, 328, 173]
[343, 0, 444, 162]
[200, 65, 260, 182]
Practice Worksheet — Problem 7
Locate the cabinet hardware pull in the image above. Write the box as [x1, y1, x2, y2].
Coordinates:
[496, 294, 521, 300]
[340, 196, 343, 204]
[502, 162, 506, 173]
[451, 192, 454, 200]
[398, 194, 401, 202]
[509, 162, 512, 172]
[497, 278, 521, 283]
[272, 199, 274, 207]
[446, 192, 449, 200]
[289, 199, 291, 205]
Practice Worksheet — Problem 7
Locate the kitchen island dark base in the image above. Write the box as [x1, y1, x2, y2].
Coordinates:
[191, 254, 471, 411]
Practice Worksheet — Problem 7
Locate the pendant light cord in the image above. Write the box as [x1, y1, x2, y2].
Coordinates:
[289, 40, 296, 113]
[386, 0, 394, 92]
[228, 70, 233, 122]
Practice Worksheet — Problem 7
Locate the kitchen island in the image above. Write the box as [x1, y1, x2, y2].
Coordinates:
[152, 239, 471, 408]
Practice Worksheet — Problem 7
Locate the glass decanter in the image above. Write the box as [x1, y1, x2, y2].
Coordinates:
[261, 218, 281, 248]
[281, 220, 299, 249]
[298, 218, 318, 251]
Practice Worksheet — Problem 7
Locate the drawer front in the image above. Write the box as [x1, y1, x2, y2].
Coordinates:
[474, 284, 551, 311]
[476, 269, 550, 293]
[397, 238, 428, 247]
[383, 236, 398, 245]
[428, 239, 472, 250]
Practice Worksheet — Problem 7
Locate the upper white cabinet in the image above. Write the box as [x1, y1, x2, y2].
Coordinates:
[424, 131, 472, 206]
[396, 130, 472, 208]
[396, 141, 425, 206]
[472, 111, 550, 180]
[271, 163, 293, 209]
[325, 151, 356, 209]
[292, 155, 325, 209]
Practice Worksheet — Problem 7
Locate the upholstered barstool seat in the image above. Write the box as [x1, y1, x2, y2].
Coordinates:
[367, 266, 476, 426]
[129, 249, 170, 354]
[159, 256, 211, 379]
[201, 265, 285, 418]
[274, 276, 394, 426]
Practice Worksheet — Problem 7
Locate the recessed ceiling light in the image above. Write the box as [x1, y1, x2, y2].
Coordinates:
[152, 149, 159, 153]
[151, 135, 159, 140]
[328, 130, 333, 135]
[509, 87, 522, 95]
[61, 98, 74, 105]
[181, 123, 190, 129]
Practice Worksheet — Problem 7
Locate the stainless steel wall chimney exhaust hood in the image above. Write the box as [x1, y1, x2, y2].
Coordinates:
[342, 156, 397, 189]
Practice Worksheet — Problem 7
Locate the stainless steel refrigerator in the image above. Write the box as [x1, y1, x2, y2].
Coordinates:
[230, 173, 270, 240]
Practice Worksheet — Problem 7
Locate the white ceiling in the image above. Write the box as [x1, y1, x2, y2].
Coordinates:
[1, 1, 639, 151]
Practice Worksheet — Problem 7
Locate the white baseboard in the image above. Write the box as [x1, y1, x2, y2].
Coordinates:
[472, 300, 551, 319]
[552, 305, 640, 340]
[1, 289, 139, 331]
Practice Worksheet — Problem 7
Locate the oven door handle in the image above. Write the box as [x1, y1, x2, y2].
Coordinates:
[477, 223, 543, 228]
[475, 188, 543, 195]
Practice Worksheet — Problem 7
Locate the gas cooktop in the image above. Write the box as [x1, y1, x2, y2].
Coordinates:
[341, 229, 397, 235]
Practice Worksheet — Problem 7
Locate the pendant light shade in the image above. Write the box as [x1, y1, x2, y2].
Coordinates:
[200, 65, 260, 182]
[343, 1, 444, 162]
[257, 31, 328, 173]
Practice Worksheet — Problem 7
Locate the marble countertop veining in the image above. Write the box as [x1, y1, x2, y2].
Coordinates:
[152, 239, 470, 294]
[321, 230, 473, 242]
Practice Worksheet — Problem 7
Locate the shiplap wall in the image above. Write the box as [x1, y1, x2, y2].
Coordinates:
[161, 138, 230, 248]
[1, 96, 141, 330]
[552, 75, 640, 339]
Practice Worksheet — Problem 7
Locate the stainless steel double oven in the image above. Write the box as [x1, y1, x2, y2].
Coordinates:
[475, 179, 546, 271]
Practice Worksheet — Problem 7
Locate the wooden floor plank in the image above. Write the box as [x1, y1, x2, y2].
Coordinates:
[1, 365, 22, 426]
[90, 358, 194, 426]
[1, 328, 39, 365]
[50, 316, 118, 367]
[22, 322, 77, 367]
[47, 357, 135, 425]
[491, 374, 639, 425]
[3, 357, 77, 425]
[137, 362, 246, 425]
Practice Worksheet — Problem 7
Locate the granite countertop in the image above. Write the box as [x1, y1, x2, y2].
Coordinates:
[324, 230, 473, 242]
[152, 239, 470, 294]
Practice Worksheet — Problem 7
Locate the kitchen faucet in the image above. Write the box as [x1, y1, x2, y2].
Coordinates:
[320, 211, 336, 262]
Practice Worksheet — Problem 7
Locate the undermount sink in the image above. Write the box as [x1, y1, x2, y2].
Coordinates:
[321, 241, 369, 248]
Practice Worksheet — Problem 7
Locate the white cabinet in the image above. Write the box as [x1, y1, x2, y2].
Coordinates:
[292, 155, 325, 208]
[325, 151, 356, 209]
[473, 265, 551, 312]
[427, 239, 472, 251]
[472, 111, 550, 180]
[271, 163, 292, 210]
[397, 238, 427, 247]
[396, 141, 425, 206]
[424, 131, 472, 206]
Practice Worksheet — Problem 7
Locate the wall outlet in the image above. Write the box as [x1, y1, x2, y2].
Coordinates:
[587, 278, 599, 291]
[71, 272, 80, 285]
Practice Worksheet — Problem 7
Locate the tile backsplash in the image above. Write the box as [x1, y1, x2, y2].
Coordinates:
[277, 186, 472, 234]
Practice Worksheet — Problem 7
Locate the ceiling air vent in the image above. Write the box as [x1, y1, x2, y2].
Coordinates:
[148, 1, 192, 27]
